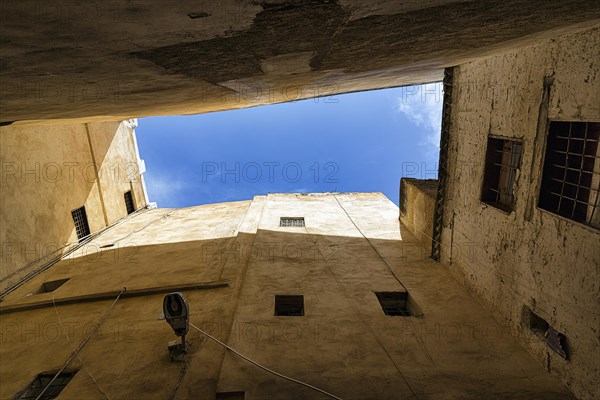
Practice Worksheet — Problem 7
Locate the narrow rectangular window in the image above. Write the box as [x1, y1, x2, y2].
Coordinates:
[124, 190, 135, 215]
[71, 206, 91, 242]
[14, 371, 77, 400]
[375, 292, 410, 316]
[481, 137, 523, 212]
[274, 295, 304, 316]
[539, 121, 600, 229]
[280, 217, 305, 227]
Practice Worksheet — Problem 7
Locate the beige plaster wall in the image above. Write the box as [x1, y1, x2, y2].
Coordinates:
[441, 26, 600, 400]
[0, 121, 147, 289]
[399, 178, 437, 255]
[0, 194, 576, 399]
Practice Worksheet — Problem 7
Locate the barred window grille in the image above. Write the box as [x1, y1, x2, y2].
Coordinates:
[539, 121, 600, 229]
[15, 371, 77, 400]
[375, 292, 411, 316]
[124, 190, 135, 215]
[279, 217, 305, 227]
[481, 137, 523, 212]
[71, 206, 91, 242]
[274, 295, 304, 316]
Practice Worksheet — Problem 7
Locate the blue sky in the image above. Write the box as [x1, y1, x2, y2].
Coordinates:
[136, 83, 442, 208]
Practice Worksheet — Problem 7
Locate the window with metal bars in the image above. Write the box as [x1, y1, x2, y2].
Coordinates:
[374, 292, 411, 316]
[124, 190, 135, 215]
[279, 217, 305, 227]
[274, 295, 304, 316]
[481, 137, 523, 212]
[71, 206, 91, 242]
[539, 121, 600, 229]
[14, 371, 77, 400]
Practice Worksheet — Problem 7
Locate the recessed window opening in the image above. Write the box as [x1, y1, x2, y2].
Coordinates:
[14, 370, 77, 400]
[524, 306, 568, 359]
[375, 291, 411, 316]
[274, 295, 304, 316]
[280, 217, 305, 227]
[71, 206, 91, 242]
[29, 279, 69, 296]
[216, 392, 245, 400]
[527, 308, 549, 337]
[481, 136, 522, 212]
[539, 121, 600, 229]
[124, 190, 135, 215]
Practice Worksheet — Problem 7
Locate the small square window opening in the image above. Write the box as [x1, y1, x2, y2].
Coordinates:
[14, 371, 77, 400]
[280, 217, 305, 227]
[274, 295, 304, 316]
[375, 292, 410, 316]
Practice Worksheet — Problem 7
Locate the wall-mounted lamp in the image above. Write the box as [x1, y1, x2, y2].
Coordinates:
[163, 292, 189, 360]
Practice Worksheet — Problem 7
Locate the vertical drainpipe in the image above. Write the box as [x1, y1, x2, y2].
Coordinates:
[431, 67, 455, 261]
[85, 123, 109, 227]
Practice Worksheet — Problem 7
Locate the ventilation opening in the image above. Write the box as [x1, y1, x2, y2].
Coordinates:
[481, 136, 522, 212]
[274, 295, 304, 316]
[71, 206, 91, 242]
[375, 292, 410, 316]
[216, 392, 245, 400]
[527, 308, 549, 337]
[524, 306, 568, 359]
[280, 217, 305, 227]
[14, 370, 77, 400]
[124, 190, 135, 215]
[29, 279, 69, 296]
[539, 121, 600, 229]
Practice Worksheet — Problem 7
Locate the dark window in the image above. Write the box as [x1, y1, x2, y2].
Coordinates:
[481, 137, 523, 212]
[216, 392, 245, 400]
[71, 206, 91, 242]
[124, 190, 135, 214]
[375, 292, 410, 316]
[527, 308, 549, 337]
[35, 279, 69, 294]
[14, 371, 77, 400]
[539, 121, 600, 229]
[274, 295, 304, 316]
[280, 217, 305, 227]
[524, 306, 568, 359]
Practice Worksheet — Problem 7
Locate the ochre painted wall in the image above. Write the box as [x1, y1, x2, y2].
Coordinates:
[0, 121, 147, 289]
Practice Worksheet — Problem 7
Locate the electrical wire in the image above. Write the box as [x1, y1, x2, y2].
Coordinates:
[332, 194, 408, 291]
[35, 289, 125, 400]
[52, 294, 111, 400]
[189, 322, 343, 400]
[0, 206, 151, 299]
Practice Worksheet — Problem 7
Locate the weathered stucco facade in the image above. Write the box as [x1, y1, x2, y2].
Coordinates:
[0, 3, 598, 399]
[399, 178, 437, 256]
[438, 26, 600, 400]
[0, 193, 577, 399]
[1, 1, 599, 123]
[0, 120, 149, 291]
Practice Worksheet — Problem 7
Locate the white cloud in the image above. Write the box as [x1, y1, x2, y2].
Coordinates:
[396, 83, 443, 154]
[145, 173, 187, 207]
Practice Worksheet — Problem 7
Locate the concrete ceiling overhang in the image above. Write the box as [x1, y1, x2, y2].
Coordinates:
[1, 0, 599, 124]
